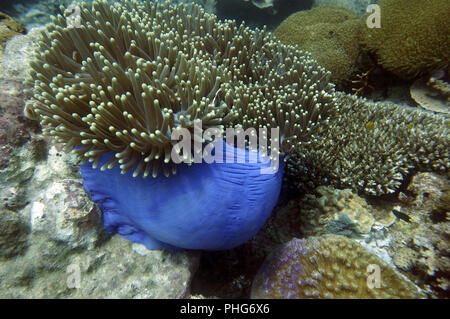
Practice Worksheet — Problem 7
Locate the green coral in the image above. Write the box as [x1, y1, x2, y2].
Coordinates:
[251, 234, 426, 299]
[361, 0, 450, 80]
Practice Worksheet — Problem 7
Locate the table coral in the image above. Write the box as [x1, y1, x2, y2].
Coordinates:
[251, 234, 425, 298]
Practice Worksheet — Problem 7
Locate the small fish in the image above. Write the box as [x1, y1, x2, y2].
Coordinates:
[392, 208, 411, 222]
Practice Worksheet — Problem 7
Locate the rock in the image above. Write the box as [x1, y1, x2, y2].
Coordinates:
[0, 234, 200, 298]
[0, 26, 45, 81]
[0, 144, 201, 298]
[0, 12, 25, 50]
[0, 208, 29, 259]
[387, 172, 450, 298]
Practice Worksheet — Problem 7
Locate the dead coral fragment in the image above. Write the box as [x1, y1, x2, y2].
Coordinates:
[411, 70, 450, 115]
[251, 235, 425, 298]
[361, 0, 450, 80]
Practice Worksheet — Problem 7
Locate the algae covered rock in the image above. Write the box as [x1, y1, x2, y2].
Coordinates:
[0, 12, 25, 49]
[251, 235, 425, 298]
[361, 0, 450, 80]
[0, 208, 29, 259]
[274, 6, 369, 89]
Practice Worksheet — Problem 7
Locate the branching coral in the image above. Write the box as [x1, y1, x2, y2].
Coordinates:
[361, 0, 450, 80]
[285, 92, 449, 195]
[25, 0, 335, 178]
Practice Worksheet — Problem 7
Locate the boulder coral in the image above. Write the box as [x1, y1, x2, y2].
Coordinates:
[274, 6, 369, 89]
[251, 235, 425, 298]
[361, 0, 450, 80]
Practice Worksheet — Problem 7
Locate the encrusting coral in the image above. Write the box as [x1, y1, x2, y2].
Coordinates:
[25, 0, 335, 178]
[251, 234, 426, 298]
[361, 0, 450, 80]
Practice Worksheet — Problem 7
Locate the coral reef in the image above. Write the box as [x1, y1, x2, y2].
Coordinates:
[0, 26, 45, 80]
[251, 234, 425, 298]
[0, 25, 200, 297]
[0, 208, 29, 259]
[26, 0, 298, 251]
[249, 185, 396, 259]
[0, 81, 200, 298]
[5, 0, 78, 28]
[25, 0, 448, 196]
[190, 175, 449, 298]
[0, 79, 40, 169]
[285, 92, 449, 195]
[361, 0, 450, 80]
[273, 6, 370, 90]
